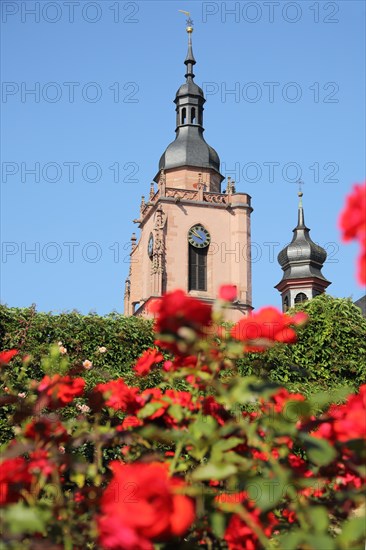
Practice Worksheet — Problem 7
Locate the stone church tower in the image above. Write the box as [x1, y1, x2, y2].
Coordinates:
[124, 22, 253, 321]
[275, 192, 331, 311]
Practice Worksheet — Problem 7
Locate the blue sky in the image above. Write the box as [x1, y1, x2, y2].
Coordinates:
[1, 0, 365, 314]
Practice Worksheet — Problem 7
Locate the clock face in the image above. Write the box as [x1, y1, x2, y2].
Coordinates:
[148, 233, 154, 258]
[188, 224, 211, 248]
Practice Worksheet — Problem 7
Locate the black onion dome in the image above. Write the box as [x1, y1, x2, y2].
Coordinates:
[277, 194, 329, 282]
[158, 128, 220, 173]
[176, 80, 204, 98]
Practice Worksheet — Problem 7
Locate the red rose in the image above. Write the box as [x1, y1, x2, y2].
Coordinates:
[24, 416, 68, 443]
[98, 462, 195, 549]
[221, 493, 278, 550]
[262, 388, 305, 415]
[134, 348, 164, 376]
[137, 388, 199, 427]
[163, 355, 198, 372]
[339, 183, 366, 241]
[283, 509, 297, 524]
[358, 243, 366, 285]
[138, 388, 168, 419]
[118, 415, 143, 430]
[0, 457, 32, 505]
[28, 450, 56, 477]
[339, 183, 366, 284]
[219, 285, 237, 302]
[0, 349, 18, 365]
[315, 385, 366, 443]
[98, 517, 153, 550]
[231, 307, 307, 352]
[38, 374, 85, 408]
[203, 395, 232, 426]
[94, 379, 140, 413]
[150, 290, 212, 353]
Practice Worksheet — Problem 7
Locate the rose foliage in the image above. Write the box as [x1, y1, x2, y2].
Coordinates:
[0, 187, 365, 550]
[0, 295, 365, 550]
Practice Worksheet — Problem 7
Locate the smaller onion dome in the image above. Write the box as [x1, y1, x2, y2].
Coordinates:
[277, 192, 330, 283]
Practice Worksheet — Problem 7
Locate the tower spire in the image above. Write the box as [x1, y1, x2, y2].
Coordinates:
[154, 12, 223, 188]
[184, 17, 196, 81]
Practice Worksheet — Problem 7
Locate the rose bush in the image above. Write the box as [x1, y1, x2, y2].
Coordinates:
[0, 185, 365, 550]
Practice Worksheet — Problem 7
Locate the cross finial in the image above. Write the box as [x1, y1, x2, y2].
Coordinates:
[297, 179, 304, 195]
[296, 179, 305, 209]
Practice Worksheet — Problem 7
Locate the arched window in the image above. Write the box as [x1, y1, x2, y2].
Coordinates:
[294, 292, 307, 304]
[181, 108, 186, 124]
[189, 245, 207, 291]
[283, 296, 289, 312]
[191, 107, 196, 123]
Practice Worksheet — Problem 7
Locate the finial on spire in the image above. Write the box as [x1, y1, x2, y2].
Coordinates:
[178, 10, 193, 32]
[186, 16, 194, 33]
[297, 179, 304, 205]
[295, 180, 305, 227]
[179, 10, 196, 81]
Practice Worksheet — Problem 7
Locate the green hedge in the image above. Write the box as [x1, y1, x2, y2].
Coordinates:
[0, 305, 155, 388]
[237, 294, 366, 390]
[0, 295, 365, 444]
[0, 306, 158, 444]
[1, 295, 365, 392]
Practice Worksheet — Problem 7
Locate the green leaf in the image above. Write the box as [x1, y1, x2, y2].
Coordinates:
[305, 506, 329, 532]
[337, 516, 366, 547]
[278, 531, 303, 550]
[168, 404, 183, 422]
[137, 401, 164, 419]
[190, 416, 217, 439]
[210, 512, 226, 538]
[302, 434, 337, 466]
[4, 503, 51, 535]
[309, 387, 351, 412]
[305, 534, 335, 550]
[245, 477, 285, 511]
[212, 437, 243, 454]
[192, 462, 237, 481]
[70, 471, 85, 489]
[187, 444, 210, 461]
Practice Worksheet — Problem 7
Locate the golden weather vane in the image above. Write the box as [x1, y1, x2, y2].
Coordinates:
[178, 9, 194, 32]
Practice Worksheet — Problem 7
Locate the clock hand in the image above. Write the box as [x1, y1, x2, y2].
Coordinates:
[191, 229, 203, 240]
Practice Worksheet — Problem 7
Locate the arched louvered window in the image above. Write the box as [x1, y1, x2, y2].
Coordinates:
[188, 245, 207, 291]
[283, 296, 289, 312]
[191, 107, 196, 123]
[181, 108, 187, 124]
[294, 292, 307, 304]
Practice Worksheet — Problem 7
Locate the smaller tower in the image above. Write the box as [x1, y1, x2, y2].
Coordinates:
[275, 191, 331, 311]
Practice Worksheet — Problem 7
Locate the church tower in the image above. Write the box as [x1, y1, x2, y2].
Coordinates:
[275, 191, 331, 311]
[124, 20, 253, 321]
